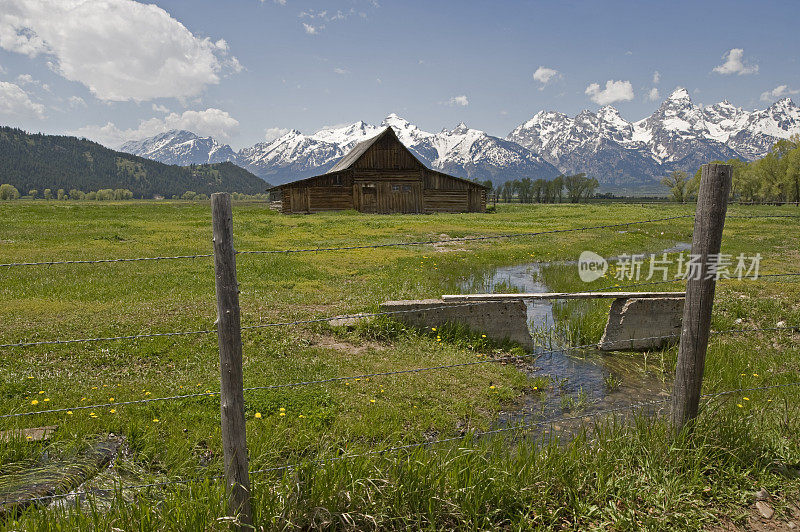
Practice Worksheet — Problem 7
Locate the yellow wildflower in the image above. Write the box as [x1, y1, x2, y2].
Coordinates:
[743, 397, 749, 401]
[279, 407, 285, 412]
[254, 412, 262, 419]
[109, 409, 116, 414]
[43, 398, 50, 402]
[109, 397, 114, 402]
[481, 334, 487, 338]
[279, 412, 285, 417]
[489, 385, 496, 390]
[38, 390, 44, 394]
[370, 399, 376, 403]
[737, 404, 743, 408]
[153, 418, 159, 423]
[31, 399, 39, 405]
[67, 411, 73, 415]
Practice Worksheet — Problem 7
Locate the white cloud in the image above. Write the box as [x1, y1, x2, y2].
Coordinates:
[72, 107, 240, 147]
[0, 0, 241, 102]
[272, 0, 287, 4]
[532, 66, 560, 89]
[0, 81, 46, 118]
[151, 103, 170, 113]
[302, 22, 320, 34]
[712, 48, 758, 76]
[760, 85, 800, 102]
[0, 64, 5, 74]
[264, 127, 290, 142]
[585, 80, 634, 105]
[334, 67, 350, 75]
[448, 95, 469, 107]
[68, 95, 86, 108]
[652, 71, 661, 84]
[646, 87, 660, 101]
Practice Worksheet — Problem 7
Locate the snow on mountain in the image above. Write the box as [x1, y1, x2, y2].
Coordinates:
[509, 87, 800, 185]
[121, 91, 800, 189]
[120, 130, 237, 166]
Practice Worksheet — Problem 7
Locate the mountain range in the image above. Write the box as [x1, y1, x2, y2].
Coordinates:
[0, 126, 268, 198]
[120, 88, 800, 190]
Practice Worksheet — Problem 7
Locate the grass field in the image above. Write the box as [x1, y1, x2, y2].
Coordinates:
[0, 200, 799, 530]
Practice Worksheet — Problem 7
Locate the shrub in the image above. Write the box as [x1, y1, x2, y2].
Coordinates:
[0, 184, 20, 200]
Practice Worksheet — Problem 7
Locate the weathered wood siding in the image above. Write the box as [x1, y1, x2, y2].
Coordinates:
[277, 129, 486, 214]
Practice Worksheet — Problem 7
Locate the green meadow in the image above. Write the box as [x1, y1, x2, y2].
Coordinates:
[0, 200, 798, 530]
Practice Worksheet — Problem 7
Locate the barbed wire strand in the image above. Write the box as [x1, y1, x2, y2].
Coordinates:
[3, 325, 796, 420]
[0, 215, 695, 268]
[6, 380, 797, 507]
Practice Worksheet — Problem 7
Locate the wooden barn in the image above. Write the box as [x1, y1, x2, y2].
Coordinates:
[272, 127, 487, 214]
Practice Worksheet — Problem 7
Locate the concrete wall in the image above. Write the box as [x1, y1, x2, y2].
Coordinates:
[379, 299, 532, 349]
[598, 297, 684, 351]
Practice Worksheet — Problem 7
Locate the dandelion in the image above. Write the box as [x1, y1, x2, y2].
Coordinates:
[26, 436, 32, 440]
[109, 409, 116, 414]
[481, 334, 486, 338]
[533, 386, 538, 390]
[109, 397, 114, 402]
[431, 327, 436, 332]
[27, 376, 34, 379]
[768, 399, 773, 403]
[489, 385, 495, 390]
[254, 412, 262, 419]
[279, 407, 285, 412]
[31, 399, 39, 405]
[43, 398, 50, 402]
[345, 382, 350, 386]
[38, 390, 44, 394]
[92, 386, 98, 390]
[67, 411, 73, 415]
[436, 338, 441, 342]
[279, 412, 285, 417]
[299, 414, 305, 418]
[90, 412, 97, 417]
[81, 397, 86, 401]
[743, 397, 749, 401]
[153, 418, 159, 423]
[737, 404, 743, 408]
[753, 373, 759, 377]
[370, 399, 376, 403]
[145, 391, 151, 396]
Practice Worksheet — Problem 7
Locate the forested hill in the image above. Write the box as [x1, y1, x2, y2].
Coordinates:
[0, 127, 269, 198]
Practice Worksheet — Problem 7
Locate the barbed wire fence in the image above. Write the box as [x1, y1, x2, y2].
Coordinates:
[1, 166, 799, 523]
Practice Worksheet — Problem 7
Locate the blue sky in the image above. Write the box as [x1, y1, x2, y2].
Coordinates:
[0, 0, 797, 149]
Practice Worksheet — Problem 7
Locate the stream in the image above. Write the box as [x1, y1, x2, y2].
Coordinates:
[459, 255, 683, 432]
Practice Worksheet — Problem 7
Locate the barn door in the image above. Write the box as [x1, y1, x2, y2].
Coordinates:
[360, 184, 377, 213]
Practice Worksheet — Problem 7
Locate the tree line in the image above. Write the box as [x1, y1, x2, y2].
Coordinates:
[0, 184, 272, 201]
[475, 173, 600, 203]
[662, 135, 800, 203]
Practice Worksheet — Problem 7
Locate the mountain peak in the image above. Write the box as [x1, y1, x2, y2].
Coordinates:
[667, 87, 691, 102]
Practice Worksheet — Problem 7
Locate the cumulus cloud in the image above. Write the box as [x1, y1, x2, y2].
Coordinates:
[760, 85, 800, 102]
[647, 87, 660, 101]
[0, 0, 242, 102]
[302, 22, 320, 34]
[713, 48, 758, 76]
[334, 67, 350, 75]
[264, 127, 290, 142]
[652, 71, 661, 84]
[532, 66, 560, 89]
[0, 81, 46, 118]
[72, 108, 240, 147]
[447, 95, 469, 107]
[151, 103, 170, 113]
[585, 80, 634, 105]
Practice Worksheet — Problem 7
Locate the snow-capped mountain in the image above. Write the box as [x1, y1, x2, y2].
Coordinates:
[121, 90, 800, 188]
[120, 130, 237, 166]
[508, 88, 800, 186]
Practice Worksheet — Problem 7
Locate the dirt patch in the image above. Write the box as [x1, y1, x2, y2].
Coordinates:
[309, 334, 386, 356]
[432, 233, 468, 253]
[708, 497, 800, 531]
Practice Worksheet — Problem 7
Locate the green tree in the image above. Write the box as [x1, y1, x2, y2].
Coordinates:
[29, 189, 38, 199]
[661, 170, 691, 203]
[563, 173, 598, 202]
[182, 191, 197, 200]
[69, 189, 85, 200]
[43, 188, 52, 200]
[0, 184, 20, 200]
[57, 188, 66, 200]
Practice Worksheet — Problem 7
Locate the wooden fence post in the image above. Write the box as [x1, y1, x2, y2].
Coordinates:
[671, 164, 732, 433]
[211, 193, 253, 528]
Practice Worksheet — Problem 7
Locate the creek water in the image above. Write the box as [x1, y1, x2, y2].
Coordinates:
[459, 257, 680, 430]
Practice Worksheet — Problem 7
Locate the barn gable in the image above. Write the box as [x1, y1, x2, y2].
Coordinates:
[327, 127, 426, 173]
